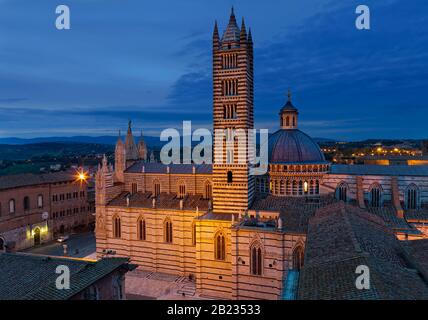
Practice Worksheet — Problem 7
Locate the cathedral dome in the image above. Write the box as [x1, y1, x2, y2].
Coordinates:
[268, 129, 326, 164]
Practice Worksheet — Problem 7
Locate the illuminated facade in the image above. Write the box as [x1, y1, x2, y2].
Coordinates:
[95, 9, 428, 299]
[0, 171, 91, 252]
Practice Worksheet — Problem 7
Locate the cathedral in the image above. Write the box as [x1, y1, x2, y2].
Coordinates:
[95, 9, 428, 299]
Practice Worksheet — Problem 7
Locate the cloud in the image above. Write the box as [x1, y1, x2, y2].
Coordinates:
[0, 0, 427, 140]
[0, 97, 28, 103]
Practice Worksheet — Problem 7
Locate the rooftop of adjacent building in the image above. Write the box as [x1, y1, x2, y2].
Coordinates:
[125, 162, 212, 174]
[248, 194, 336, 233]
[0, 170, 79, 191]
[108, 191, 210, 211]
[330, 164, 428, 176]
[0, 252, 134, 300]
[298, 202, 428, 300]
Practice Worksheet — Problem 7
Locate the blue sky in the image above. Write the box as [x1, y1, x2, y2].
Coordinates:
[0, 0, 427, 140]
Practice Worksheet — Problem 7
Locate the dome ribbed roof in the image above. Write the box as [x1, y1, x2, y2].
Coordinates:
[268, 129, 326, 163]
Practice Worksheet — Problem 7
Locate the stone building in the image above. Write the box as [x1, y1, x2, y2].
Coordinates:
[95, 9, 428, 299]
[0, 171, 93, 251]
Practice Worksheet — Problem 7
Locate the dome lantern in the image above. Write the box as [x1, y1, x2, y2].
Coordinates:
[279, 89, 299, 130]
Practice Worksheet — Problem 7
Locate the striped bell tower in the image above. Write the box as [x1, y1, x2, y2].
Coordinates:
[212, 8, 255, 215]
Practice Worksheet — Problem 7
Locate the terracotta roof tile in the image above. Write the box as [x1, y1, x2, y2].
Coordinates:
[108, 191, 209, 211]
[0, 253, 131, 300]
[0, 171, 76, 190]
[298, 202, 428, 299]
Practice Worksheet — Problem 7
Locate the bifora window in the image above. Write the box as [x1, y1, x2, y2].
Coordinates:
[138, 218, 146, 240]
[164, 219, 173, 243]
[178, 183, 186, 199]
[370, 184, 382, 207]
[215, 232, 226, 260]
[336, 183, 348, 202]
[406, 184, 418, 209]
[113, 215, 121, 238]
[250, 244, 263, 275]
[154, 181, 161, 197]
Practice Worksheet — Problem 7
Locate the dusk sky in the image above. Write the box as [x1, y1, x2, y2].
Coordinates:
[0, 0, 427, 140]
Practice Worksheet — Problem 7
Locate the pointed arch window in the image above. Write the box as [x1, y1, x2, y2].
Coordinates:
[292, 245, 304, 270]
[215, 232, 226, 261]
[113, 215, 121, 238]
[178, 182, 186, 199]
[153, 180, 161, 197]
[192, 222, 197, 246]
[164, 218, 173, 243]
[315, 180, 320, 195]
[250, 243, 263, 276]
[131, 183, 138, 194]
[286, 180, 291, 195]
[309, 180, 315, 195]
[370, 184, 382, 208]
[137, 217, 146, 240]
[292, 180, 298, 196]
[204, 182, 212, 199]
[336, 182, 348, 202]
[406, 184, 419, 210]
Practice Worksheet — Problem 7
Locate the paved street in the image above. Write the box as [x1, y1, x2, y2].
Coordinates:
[23, 231, 96, 258]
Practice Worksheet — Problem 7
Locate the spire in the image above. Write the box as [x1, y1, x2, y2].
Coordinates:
[213, 20, 220, 50]
[127, 120, 132, 134]
[124, 120, 139, 161]
[248, 28, 253, 44]
[240, 17, 247, 42]
[287, 88, 292, 102]
[213, 20, 219, 38]
[222, 7, 240, 44]
[138, 129, 148, 161]
[116, 129, 123, 145]
[102, 154, 108, 172]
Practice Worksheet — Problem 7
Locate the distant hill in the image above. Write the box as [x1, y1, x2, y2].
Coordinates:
[312, 137, 337, 143]
[0, 142, 114, 161]
[0, 135, 338, 146]
[0, 135, 163, 147]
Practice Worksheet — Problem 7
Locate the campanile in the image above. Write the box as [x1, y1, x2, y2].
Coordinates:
[212, 8, 255, 215]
